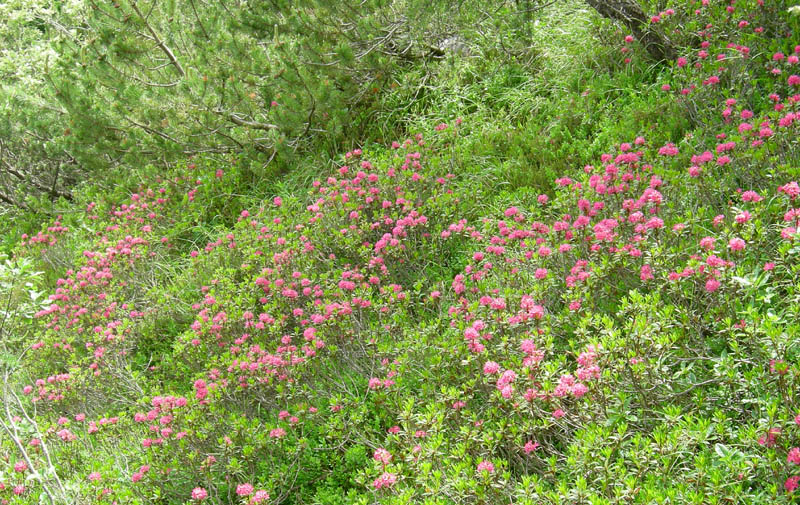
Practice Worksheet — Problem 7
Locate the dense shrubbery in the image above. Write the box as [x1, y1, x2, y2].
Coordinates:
[0, 0, 547, 232]
[2, 0, 800, 504]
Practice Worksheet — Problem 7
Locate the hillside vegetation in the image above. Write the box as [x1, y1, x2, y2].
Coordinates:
[2, 0, 800, 504]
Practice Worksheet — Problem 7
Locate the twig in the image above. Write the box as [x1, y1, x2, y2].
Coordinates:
[228, 113, 279, 130]
[129, 0, 186, 77]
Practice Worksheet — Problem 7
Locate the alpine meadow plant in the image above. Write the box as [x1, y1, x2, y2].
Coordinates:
[2, 0, 800, 504]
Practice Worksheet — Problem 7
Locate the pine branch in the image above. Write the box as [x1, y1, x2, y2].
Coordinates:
[129, 0, 186, 77]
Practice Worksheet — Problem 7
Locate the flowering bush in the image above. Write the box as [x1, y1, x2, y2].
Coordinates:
[2, 0, 800, 504]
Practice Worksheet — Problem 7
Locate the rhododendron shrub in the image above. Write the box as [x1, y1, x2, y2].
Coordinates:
[3, 0, 800, 504]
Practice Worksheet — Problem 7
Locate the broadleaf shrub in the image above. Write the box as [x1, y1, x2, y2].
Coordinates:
[3, 0, 800, 504]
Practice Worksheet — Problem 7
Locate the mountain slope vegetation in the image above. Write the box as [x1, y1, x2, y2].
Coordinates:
[1, 0, 800, 504]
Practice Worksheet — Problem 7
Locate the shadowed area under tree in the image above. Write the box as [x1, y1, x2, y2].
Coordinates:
[585, 0, 678, 62]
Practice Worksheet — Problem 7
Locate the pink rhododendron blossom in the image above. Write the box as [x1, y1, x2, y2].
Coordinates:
[477, 460, 495, 474]
[483, 361, 500, 375]
[373, 472, 397, 489]
[728, 238, 746, 251]
[373, 448, 392, 464]
[524, 440, 540, 454]
[236, 484, 254, 496]
[191, 488, 208, 500]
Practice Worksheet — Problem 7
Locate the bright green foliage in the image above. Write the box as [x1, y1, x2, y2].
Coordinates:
[2, 0, 800, 504]
[0, 0, 547, 226]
